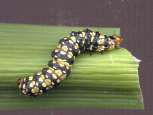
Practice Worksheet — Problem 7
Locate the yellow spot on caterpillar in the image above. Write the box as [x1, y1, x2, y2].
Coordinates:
[70, 36, 76, 42]
[29, 81, 35, 88]
[74, 44, 79, 49]
[96, 45, 105, 52]
[36, 72, 42, 75]
[44, 79, 51, 86]
[79, 33, 83, 37]
[47, 68, 54, 73]
[57, 60, 71, 69]
[51, 82, 55, 85]
[54, 70, 62, 77]
[47, 69, 52, 73]
[82, 32, 85, 37]
[52, 74, 57, 79]
[22, 90, 26, 94]
[39, 77, 44, 82]
[59, 76, 65, 80]
[60, 51, 66, 55]
[42, 82, 47, 87]
[62, 45, 68, 52]
[59, 62, 64, 67]
[29, 76, 33, 81]
[69, 40, 74, 44]
[57, 44, 61, 48]
[40, 75, 45, 80]
[22, 84, 26, 89]
[18, 83, 22, 89]
[31, 87, 39, 93]
[56, 79, 60, 83]
[67, 51, 73, 58]
[99, 34, 105, 39]
[55, 49, 58, 52]
[98, 39, 104, 44]
[23, 78, 27, 82]
[91, 32, 96, 36]
[90, 32, 95, 42]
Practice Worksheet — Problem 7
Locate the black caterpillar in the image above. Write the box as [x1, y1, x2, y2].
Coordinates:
[17, 28, 123, 96]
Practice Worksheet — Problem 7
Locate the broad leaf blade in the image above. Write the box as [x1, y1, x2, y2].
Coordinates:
[0, 23, 143, 110]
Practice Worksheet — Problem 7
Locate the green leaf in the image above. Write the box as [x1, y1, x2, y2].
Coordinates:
[0, 23, 144, 110]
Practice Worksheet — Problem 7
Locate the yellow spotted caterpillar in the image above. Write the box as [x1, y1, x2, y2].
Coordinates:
[17, 28, 123, 96]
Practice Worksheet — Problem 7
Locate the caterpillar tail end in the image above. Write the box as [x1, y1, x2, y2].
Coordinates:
[17, 76, 44, 97]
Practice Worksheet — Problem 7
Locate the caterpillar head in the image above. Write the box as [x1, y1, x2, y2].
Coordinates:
[113, 35, 123, 46]
[17, 77, 29, 95]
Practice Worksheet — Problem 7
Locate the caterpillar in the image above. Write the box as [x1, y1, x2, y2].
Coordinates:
[17, 28, 123, 96]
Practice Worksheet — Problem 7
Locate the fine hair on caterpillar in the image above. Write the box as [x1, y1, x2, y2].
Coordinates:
[17, 28, 123, 96]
